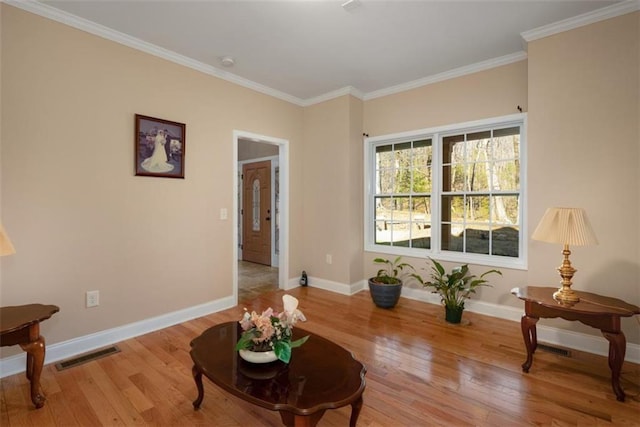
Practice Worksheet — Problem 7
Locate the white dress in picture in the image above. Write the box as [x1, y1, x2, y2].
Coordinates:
[141, 130, 174, 173]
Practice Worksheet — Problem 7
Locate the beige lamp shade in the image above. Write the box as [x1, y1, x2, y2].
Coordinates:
[531, 207, 598, 246]
[0, 222, 16, 256]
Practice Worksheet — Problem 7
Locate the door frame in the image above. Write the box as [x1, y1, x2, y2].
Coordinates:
[233, 130, 289, 304]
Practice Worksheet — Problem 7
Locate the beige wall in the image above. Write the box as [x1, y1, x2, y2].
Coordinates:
[0, 5, 303, 353]
[527, 12, 639, 339]
[364, 60, 528, 137]
[348, 97, 364, 284]
[302, 97, 351, 284]
[299, 95, 363, 286]
[1, 3, 639, 361]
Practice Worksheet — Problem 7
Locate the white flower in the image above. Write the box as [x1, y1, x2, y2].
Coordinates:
[282, 294, 307, 324]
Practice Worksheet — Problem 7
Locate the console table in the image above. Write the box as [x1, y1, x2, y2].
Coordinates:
[0, 304, 59, 408]
[511, 287, 639, 402]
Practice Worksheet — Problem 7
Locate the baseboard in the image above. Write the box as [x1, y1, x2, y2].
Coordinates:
[400, 286, 640, 364]
[304, 276, 366, 295]
[0, 295, 235, 379]
[2, 284, 637, 379]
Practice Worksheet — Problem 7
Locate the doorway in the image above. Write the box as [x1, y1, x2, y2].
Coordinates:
[242, 160, 272, 266]
[233, 131, 289, 304]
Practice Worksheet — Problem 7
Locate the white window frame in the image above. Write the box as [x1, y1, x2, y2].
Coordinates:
[364, 113, 527, 270]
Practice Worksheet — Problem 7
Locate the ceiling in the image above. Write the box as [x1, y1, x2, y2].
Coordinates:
[32, 0, 621, 104]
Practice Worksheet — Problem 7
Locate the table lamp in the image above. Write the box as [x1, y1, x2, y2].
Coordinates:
[0, 222, 16, 256]
[531, 207, 598, 303]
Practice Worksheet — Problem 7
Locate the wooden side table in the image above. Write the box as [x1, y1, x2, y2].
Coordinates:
[511, 287, 639, 402]
[0, 304, 59, 408]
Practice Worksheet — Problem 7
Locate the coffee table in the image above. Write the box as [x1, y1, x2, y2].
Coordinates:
[190, 321, 366, 427]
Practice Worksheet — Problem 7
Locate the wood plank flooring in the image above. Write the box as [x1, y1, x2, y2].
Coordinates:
[2, 287, 639, 426]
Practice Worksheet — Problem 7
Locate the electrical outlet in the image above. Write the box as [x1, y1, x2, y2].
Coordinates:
[86, 290, 99, 308]
[326, 254, 332, 264]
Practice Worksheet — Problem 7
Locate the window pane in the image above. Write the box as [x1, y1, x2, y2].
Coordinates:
[411, 196, 430, 220]
[467, 130, 491, 142]
[491, 195, 519, 224]
[394, 142, 412, 168]
[441, 223, 463, 252]
[468, 162, 490, 192]
[391, 196, 411, 221]
[375, 145, 394, 171]
[374, 227, 390, 245]
[377, 168, 394, 193]
[252, 179, 260, 232]
[394, 168, 412, 194]
[492, 160, 519, 191]
[389, 221, 411, 246]
[443, 134, 464, 164]
[466, 226, 490, 255]
[375, 196, 392, 218]
[442, 195, 464, 223]
[412, 139, 432, 168]
[466, 196, 490, 222]
[493, 126, 520, 138]
[411, 196, 431, 249]
[412, 167, 432, 193]
[492, 131, 520, 161]
[492, 226, 519, 257]
[443, 163, 469, 192]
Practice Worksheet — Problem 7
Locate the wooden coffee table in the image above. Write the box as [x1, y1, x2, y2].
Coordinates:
[190, 321, 366, 427]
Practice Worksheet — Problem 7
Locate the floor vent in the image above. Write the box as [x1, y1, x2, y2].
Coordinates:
[55, 345, 120, 371]
[538, 343, 571, 357]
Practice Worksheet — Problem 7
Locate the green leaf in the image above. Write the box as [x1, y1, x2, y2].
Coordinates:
[234, 329, 259, 351]
[290, 335, 309, 348]
[274, 340, 291, 363]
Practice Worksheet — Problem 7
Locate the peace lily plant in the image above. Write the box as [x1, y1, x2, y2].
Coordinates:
[413, 258, 501, 323]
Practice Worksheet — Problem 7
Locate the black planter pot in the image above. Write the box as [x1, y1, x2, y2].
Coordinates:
[368, 278, 402, 308]
[444, 306, 464, 324]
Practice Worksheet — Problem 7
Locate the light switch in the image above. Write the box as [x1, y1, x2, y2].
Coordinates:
[220, 208, 228, 220]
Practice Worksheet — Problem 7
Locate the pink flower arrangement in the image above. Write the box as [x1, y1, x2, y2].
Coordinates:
[235, 295, 309, 363]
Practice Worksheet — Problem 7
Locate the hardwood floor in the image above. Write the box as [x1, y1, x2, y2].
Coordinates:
[2, 287, 639, 426]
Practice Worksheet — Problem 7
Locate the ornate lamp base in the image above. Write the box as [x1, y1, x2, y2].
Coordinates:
[553, 244, 580, 304]
[553, 286, 580, 304]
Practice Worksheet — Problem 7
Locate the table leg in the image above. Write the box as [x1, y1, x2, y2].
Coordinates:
[279, 410, 325, 427]
[602, 331, 626, 402]
[520, 314, 538, 373]
[19, 336, 46, 409]
[349, 395, 363, 427]
[192, 365, 204, 409]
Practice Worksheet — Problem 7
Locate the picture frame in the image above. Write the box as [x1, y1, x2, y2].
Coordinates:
[135, 114, 186, 178]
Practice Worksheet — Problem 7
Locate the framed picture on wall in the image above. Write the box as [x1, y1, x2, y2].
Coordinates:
[135, 114, 186, 178]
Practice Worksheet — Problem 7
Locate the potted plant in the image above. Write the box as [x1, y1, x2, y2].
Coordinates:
[413, 258, 501, 323]
[368, 256, 415, 308]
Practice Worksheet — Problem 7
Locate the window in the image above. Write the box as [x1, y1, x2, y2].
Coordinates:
[365, 114, 526, 269]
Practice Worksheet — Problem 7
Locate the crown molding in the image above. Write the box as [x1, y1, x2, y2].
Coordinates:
[4, 0, 307, 106]
[8, 0, 632, 108]
[300, 86, 364, 107]
[521, 0, 640, 42]
[363, 51, 528, 101]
